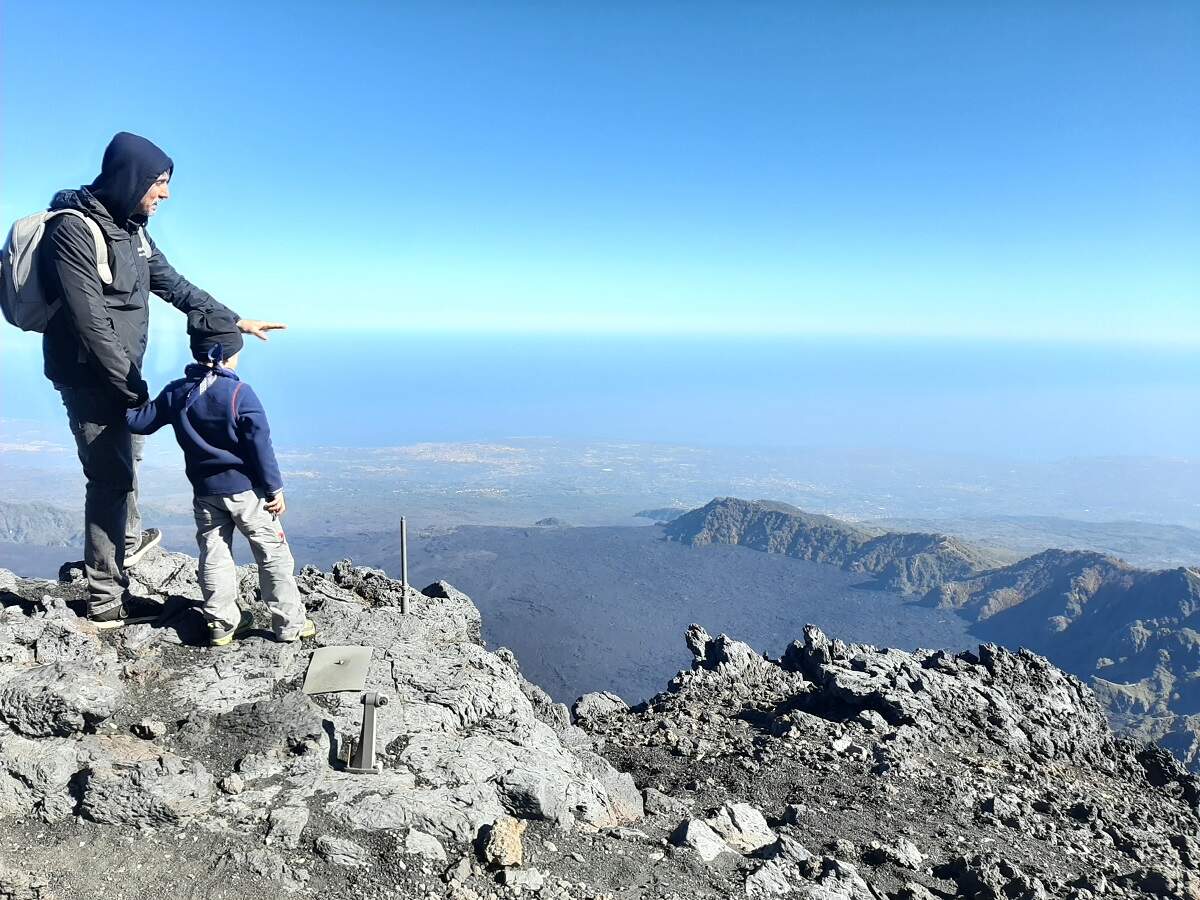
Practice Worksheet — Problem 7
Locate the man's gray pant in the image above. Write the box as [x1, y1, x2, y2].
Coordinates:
[58, 386, 144, 617]
[193, 490, 306, 640]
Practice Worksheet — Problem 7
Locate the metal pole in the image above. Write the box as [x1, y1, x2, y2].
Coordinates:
[400, 516, 409, 614]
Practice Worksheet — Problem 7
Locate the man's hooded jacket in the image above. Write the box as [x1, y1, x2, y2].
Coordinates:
[39, 132, 237, 409]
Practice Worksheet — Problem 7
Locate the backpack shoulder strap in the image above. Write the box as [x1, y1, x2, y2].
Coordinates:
[46, 209, 113, 285]
[136, 227, 151, 258]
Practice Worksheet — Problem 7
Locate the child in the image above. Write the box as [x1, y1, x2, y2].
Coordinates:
[127, 310, 314, 646]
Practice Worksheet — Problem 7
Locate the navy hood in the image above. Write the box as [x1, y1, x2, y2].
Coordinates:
[88, 132, 173, 227]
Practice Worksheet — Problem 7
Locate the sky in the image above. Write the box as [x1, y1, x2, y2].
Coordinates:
[2, 2, 1197, 342]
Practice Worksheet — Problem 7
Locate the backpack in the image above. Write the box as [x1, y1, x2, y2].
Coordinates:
[0, 209, 115, 333]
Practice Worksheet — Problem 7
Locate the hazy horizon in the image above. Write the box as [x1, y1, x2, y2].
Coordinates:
[3, 331, 1196, 461]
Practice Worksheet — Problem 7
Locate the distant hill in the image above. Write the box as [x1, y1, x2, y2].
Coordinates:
[668, 496, 1200, 770]
[666, 497, 1005, 593]
[632, 507, 691, 523]
[878, 513, 1200, 570]
[0, 500, 81, 546]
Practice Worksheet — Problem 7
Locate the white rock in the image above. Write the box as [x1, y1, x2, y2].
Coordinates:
[707, 802, 775, 853]
[315, 834, 370, 868]
[746, 860, 797, 897]
[670, 819, 733, 863]
[404, 828, 447, 863]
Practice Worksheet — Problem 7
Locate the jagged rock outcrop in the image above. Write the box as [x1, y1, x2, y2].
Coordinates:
[666, 497, 1003, 593]
[0, 550, 641, 898]
[585, 623, 1200, 900]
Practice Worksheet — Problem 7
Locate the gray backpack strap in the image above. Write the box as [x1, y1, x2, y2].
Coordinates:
[136, 227, 151, 259]
[45, 209, 112, 285]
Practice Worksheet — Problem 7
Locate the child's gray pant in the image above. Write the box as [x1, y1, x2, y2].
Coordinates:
[193, 490, 306, 640]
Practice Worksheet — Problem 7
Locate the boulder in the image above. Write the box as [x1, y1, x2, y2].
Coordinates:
[315, 835, 370, 868]
[403, 828, 447, 863]
[80, 753, 214, 826]
[746, 860, 798, 897]
[0, 662, 120, 737]
[671, 818, 733, 863]
[572, 691, 628, 725]
[708, 802, 775, 853]
[483, 815, 526, 868]
[267, 805, 310, 849]
[0, 731, 79, 822]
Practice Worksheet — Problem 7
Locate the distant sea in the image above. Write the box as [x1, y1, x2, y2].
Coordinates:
[2, 333, 1196, 459]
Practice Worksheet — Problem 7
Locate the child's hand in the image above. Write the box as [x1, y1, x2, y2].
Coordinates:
[265, 492, 286, 516]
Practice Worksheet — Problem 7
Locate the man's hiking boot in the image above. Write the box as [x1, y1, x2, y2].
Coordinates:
[124, 528, 162, 568]
[90, 595, 164, 631]
[275, 619, 317, 643]
[210, 609, 255, 647]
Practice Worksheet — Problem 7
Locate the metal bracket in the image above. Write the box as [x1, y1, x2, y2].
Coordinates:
[344, 691, 389, 774]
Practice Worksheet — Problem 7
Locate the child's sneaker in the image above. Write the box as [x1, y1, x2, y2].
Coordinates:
[275, 619, 316, 643]
[210, 609, 254, 647]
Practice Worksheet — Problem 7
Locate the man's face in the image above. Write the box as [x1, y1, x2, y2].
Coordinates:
[137, 171, 171, 217]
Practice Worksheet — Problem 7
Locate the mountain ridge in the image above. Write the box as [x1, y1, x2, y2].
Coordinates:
[665, 497, 1006, 594]
[667, 496, 1200, 770]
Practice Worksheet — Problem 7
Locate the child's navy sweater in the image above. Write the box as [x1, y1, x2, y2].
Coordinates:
[126, 364, 283, 499]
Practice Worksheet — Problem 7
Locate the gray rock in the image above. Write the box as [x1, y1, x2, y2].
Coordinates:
[32, 621, 98, 665]
[267, 805, 310, 849]
[499, 867, 545, 892]
[180, 690, 325, 756]
[746, 860, 798, 897]
[315, 834, 370, 868]
[643, 787, 689, 819]
[872, 837, 923, 870]
[671, 818, 733, 863]
[799, 858, 876, 900]
[81, 753, 214, 826]
[707, 801, 775, 853]
[0, 731, 79, 822]
[572, 748, 645, 823]
[783, 803, 809, 825]
[0, 662, 120, 737]
[572, 691, 628, 725]
[758, 835, 814, 864]
[0, 859, 44, 900]
[895, 884, 938, 900]
[403, 828, 447, 862]
[236, 752, 286, 781]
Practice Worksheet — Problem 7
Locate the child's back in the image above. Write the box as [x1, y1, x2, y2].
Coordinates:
[127, 317, 312, 646]
[133, 362, 282, 500]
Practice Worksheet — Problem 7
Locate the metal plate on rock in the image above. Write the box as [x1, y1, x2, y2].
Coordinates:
[303, 645, 373, 695]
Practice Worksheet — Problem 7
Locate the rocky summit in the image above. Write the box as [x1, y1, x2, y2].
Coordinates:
[0, 551, 1196, 899]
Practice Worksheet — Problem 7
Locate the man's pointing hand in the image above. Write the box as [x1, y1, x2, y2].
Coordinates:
[237, 319, 288, 341]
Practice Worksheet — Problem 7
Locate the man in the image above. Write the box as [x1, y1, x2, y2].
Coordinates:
[40, 131, 284, 628]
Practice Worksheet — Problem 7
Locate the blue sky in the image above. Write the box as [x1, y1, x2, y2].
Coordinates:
[2, 2, 1197, 341]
